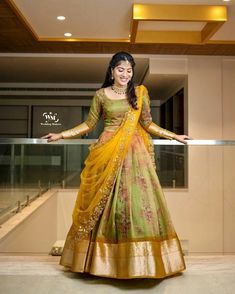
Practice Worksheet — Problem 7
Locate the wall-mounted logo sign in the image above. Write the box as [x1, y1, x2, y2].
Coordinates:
[40, 112, 62, 126]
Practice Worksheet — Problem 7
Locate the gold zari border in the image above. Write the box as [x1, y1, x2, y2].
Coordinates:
[60, 237, 186, 279]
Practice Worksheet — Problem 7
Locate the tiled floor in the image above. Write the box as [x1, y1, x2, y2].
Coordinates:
[0, 255, 234, 294]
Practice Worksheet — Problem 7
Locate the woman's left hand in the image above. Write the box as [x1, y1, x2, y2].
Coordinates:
[174, 135, 192, 144]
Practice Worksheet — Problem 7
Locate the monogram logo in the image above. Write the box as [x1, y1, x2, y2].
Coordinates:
[40, 112, 62, 126]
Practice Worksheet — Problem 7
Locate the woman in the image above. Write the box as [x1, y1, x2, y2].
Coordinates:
[42, 52, 190, 279]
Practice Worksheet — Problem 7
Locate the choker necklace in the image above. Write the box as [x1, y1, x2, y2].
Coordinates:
[111, 84, 127, 95]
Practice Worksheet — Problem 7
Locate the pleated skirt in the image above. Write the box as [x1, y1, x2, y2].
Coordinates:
[60, 130, 186, 279]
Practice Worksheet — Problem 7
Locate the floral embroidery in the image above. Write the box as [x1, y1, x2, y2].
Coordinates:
[116, 208, 131, 237]
[141, 203, 153, 223]
[137, 176, 148, 192]
[119, 185, 129, 201]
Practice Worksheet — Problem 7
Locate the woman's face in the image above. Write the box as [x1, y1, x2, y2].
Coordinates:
[112, 60, 133, 87]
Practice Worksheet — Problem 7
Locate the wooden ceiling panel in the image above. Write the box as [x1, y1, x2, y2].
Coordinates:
[0, 0, 235, 56]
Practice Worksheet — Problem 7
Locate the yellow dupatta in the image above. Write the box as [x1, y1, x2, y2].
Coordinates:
[72, 85, 151, 240]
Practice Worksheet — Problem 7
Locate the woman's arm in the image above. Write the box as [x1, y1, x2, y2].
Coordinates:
[42, 121, 92, 142]
[146, 122, 190, 144]
[140, 86, 190, 144]
[42, 92, 102, 142]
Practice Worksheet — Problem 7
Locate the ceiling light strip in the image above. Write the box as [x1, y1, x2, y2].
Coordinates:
[131, 4, 227, 44]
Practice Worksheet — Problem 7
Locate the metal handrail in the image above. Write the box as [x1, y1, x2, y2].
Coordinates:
[0, 138, 235, 145]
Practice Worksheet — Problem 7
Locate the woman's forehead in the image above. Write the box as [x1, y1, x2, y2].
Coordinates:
[115, 60, 132, 68]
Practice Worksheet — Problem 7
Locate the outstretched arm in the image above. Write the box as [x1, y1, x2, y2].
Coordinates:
[42, 122, 91, 142]
[140, 86, 190, 144]
[41, 92, 102, 142]
[146, 122, 190, 144]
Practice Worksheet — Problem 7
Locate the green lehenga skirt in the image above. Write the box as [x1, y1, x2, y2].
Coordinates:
[60, 130, 186, 278]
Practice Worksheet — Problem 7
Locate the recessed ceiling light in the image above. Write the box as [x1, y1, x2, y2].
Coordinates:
[223, 0, 231, 2]
[64, 33, 72, 37]
[57, 16, 66, 21]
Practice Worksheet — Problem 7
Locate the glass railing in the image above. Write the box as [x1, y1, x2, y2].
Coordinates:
[0, 138, 235, 225]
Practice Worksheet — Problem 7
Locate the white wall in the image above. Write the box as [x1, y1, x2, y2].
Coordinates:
[150, 55, 235, 254]
[222, 59, 235, 253]
[0, 190, 77, 253]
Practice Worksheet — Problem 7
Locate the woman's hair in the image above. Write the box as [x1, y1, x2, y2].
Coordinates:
[101, 51, 138, 109]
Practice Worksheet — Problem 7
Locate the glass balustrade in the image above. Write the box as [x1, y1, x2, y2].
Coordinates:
[0, 138, 234, 226]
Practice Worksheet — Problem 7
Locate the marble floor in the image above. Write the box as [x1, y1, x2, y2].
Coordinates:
[0, 255, 234, 294]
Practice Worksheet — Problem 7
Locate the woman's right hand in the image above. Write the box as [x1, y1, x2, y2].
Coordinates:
[41, 133, 63, 142]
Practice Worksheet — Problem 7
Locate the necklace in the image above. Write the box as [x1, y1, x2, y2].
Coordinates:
[111, 84, 127, 95]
